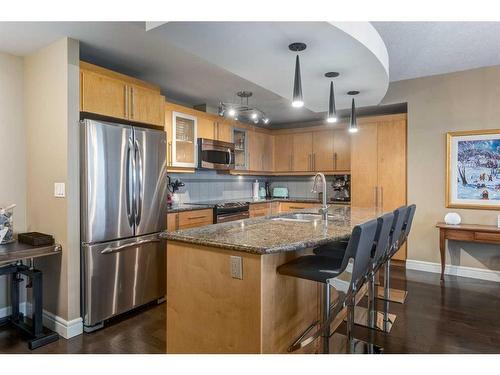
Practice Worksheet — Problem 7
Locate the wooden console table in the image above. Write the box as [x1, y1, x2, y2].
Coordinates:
[436, 222, 500, 281]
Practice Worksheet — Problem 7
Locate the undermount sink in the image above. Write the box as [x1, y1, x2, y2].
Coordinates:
[272, 213, 334, 222]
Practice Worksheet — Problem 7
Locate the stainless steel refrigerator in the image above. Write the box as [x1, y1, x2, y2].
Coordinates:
[80, 119, 168, 331]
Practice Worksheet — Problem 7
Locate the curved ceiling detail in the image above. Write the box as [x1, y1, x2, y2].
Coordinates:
[156, 22, 389, 113]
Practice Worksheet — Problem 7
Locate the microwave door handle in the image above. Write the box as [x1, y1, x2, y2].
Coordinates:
[134, 139, 143, 227]
[227, 148, 233, 166]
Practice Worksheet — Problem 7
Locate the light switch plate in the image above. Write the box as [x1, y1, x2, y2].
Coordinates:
[230, 256, 243, 280]
[54, 182, 66, 198]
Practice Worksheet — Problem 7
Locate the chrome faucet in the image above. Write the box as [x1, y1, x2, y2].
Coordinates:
[312, 172, 329, 221]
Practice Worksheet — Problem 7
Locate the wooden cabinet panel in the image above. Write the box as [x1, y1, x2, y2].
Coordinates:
[262, 133, 274, 171]
[274, 134, 293, 172]
[351, 123, 378, 208]
[333, 129, 351, 171]
[81, 70, 128, 120]
[292, 133, 313, 171]
[312, 130, 334, 172]
[130, 85, 164, 127]
[167, 213, 179, 231]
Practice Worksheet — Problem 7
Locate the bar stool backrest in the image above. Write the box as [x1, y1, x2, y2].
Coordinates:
[341, 219, 379, 292]
[400, 204, 416, 243]
[389, 206, 407, 252]
[372, 212, 395, 267]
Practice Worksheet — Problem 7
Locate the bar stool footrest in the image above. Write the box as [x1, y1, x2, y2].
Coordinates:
[349, 305, 396, 333]
[329, 333, 384, 354]
[376, 286, 408, 304]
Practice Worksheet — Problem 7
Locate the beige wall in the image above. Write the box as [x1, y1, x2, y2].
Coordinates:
[24, 38, 80, 322]
[383, 66, 500, 271]
[0, 52, 26, 310]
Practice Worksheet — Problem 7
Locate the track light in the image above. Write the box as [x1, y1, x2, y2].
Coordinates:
[228, 108, 236, 117]
[289, 42, 306, 108]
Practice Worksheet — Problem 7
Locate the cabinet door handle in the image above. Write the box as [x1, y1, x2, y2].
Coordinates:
[374, 187, 378, 209]
[168, 141, 172, 166]
[130, 87, 134, 119]
[334, 153, 337, 170]
[187, 215, 208, 220]
[313, 153, 316, 171]
[124, 86, 128, 118]
[380, 186, 383, 210]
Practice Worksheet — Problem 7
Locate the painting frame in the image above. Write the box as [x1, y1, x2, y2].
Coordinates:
[446, 129, 500, 210]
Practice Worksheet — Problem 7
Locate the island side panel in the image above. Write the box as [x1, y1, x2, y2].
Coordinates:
[166, 241, 262, 353]
[260, 250, 321, 354]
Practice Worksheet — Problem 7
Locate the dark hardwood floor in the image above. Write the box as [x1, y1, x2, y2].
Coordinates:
[1, 265, 499, 354]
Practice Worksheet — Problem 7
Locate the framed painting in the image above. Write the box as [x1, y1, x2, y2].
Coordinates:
[446, 129, 500, 210]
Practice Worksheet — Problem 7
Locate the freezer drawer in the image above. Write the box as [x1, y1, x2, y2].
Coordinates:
[82, 234, 166, 327]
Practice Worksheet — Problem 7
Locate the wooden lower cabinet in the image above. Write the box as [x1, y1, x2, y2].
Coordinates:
[279, 202, 320, 213]
[249, 203, 270, 218]
[167, 209, 213, 231]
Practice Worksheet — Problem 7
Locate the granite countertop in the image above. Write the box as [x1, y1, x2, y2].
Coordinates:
[167, 203, 214, 213]
[184, 197, 350, 205]
[161, 205, 378, 255]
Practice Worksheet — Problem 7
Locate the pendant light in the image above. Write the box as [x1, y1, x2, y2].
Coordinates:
[289, 42, 307, 108]
[324, 72, 339, 123]
[347, 91, 360, 133]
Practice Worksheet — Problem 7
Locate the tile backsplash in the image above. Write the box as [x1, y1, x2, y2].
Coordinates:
[169, 170, 337, 203]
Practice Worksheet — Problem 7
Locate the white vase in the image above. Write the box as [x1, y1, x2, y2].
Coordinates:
[444, 212, 461, 225]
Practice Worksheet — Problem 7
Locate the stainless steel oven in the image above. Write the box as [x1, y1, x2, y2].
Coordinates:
[198, 138, 235, 170]
[215, 202, 250, 223]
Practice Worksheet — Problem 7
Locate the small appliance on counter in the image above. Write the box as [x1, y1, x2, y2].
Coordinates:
[331, 174, 350, 203]
[265, 181, 272, 199]
[272, 187, 289, 199]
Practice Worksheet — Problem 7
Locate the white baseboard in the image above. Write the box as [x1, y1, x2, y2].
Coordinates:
[42, 308, 83, 339]
[406, 259, 500, 282]
[0, 302, 82, 339]
[0, 301, 28, 319]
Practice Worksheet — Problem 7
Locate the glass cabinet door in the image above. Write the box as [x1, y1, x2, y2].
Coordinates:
[233, 128, 247, 169]
[172, 111, 197, 167]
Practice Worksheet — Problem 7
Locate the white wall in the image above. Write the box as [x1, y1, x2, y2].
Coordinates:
[0, 52, 26, 310]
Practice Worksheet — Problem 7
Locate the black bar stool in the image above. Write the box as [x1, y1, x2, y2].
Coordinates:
[277, 219, 379, 354]
[377, 204, 416, 306]
[376, 205, 415, 306]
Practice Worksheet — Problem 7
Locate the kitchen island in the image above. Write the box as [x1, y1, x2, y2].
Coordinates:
[162, 205, 379, 354]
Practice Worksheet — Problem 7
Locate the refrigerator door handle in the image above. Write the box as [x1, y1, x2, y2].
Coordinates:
[100, 238, 161, 254]
[134, 138, 143, 227]
[126, 137, 135, 228]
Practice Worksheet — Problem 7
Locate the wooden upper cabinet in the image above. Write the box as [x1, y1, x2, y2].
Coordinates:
[274, 134, 293, 172]
[80, 61, 164, 128]
[80, 69, 128, 120]
[333, 129, 351, 171]
[247, 130, 273, 171]
[292, 132, 313, 171]
[129, 84, 164, 127]
[312, 130, 334, 172]
[197, 115, 217, 140]
[217, 121, 233, 143]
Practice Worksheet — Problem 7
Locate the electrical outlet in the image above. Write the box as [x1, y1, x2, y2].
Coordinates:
[230, 256, 243, 280]
[54, 182, 66, 198]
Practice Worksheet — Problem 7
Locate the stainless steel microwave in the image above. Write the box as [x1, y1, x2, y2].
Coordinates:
[198, 138, 235, 170]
